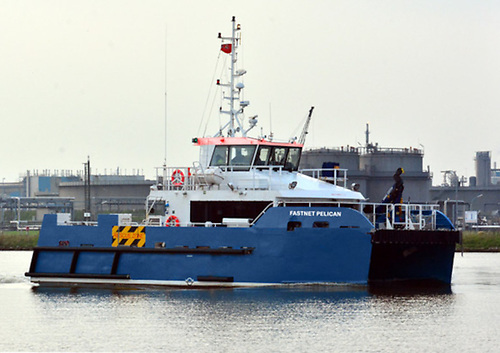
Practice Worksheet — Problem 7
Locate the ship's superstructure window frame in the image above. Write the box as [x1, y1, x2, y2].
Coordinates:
[229, 145, 256, 170]
[210, 145, 229, 166]
[286, 147, 301, 171]
[270, 147, 287, 166]
[209, 143, 301, 172]
[255, 146, 272, 166]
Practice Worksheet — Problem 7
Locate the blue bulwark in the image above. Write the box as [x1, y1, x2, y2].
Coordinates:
[435, 211, 455, 230]
[253, 207, 373, 230]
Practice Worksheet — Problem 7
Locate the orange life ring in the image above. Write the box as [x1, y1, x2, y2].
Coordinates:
[165, 215, 180, 227]
[171, 169, 185, 186]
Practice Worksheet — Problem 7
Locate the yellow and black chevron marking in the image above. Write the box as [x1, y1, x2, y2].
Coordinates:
[112, 226, 146, 247]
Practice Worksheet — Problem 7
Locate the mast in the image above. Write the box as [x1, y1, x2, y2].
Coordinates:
[229, 16, 237, 136]
[216, 17, 256, 138]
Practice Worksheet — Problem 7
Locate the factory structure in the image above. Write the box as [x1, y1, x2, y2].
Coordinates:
[0, 163, 154, 228]
[429, 151, 500, 226]
[1, 125, 499, 229]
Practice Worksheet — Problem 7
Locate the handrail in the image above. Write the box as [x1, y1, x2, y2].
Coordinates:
[299, 168, 348, 188]
[250, 201, 279, 226]
[359, 203, 438, 230]
[154, 165, 350, 191]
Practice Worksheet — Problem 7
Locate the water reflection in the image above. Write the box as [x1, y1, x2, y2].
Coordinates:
[25, 286, 380, 352]
[368, 282, 452, 296]
[28, 283, 457, 351]
[8, 252, 500, 352]
[30, 284, 374, 309]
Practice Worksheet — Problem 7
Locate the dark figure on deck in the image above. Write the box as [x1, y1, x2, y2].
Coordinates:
[372, 167, 405, 219]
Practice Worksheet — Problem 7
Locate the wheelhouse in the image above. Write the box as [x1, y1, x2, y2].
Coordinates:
[194, 137, 303, 172]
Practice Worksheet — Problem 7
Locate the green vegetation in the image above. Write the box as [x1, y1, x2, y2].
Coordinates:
[0, 231, 39, 250]
[457, 231, 500, 252]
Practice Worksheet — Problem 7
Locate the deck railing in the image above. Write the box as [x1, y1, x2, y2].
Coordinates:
[299, 168, 348, 188]
[359, 202, 438, 230]
[278, 200, 440, 231]
[144, 200, 441, 231]
[154, 166, 349, 191]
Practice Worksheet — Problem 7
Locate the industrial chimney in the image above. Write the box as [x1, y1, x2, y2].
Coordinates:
[475, 151, 491, 187]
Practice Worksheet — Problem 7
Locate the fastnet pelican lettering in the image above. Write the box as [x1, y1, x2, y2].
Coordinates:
[289, 210, 342, 217]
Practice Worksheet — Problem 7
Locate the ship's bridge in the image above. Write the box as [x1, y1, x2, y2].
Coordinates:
[193, 136, 303, 172]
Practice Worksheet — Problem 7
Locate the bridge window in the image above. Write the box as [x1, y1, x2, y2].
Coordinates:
[285, 147, 301, 171]
[212, 144, 302, 171]
[270, 147, 287, 166]
[211, 146, 229, 166]
[260, 146, 302, 171]
[229, 146, 256, 169]
[255, 146, 271, 165]
[210, 145, 257, 171]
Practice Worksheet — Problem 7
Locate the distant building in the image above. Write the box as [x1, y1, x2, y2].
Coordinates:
[1, 180, 24, 198]
[491, 168, 500, 186]
[58, 174, 154, 211]
[25, 170, 81, 197]
[2, 169, 154, 223]
[430, 151, 500, 226]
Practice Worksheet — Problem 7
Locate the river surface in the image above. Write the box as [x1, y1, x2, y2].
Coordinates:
[1, 251, 499, 352]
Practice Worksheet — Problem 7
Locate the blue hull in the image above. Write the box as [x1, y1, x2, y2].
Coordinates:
[25, 207, 458, 288]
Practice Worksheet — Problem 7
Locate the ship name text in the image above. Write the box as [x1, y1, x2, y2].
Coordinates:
[289, 210, 342, 217]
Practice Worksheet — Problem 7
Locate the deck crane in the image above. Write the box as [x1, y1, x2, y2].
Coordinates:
[298, 106, 314, 145]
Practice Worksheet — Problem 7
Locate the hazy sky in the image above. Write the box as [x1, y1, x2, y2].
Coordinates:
[1, 0, 499, 185]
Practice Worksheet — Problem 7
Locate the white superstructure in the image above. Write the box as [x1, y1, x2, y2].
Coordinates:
[145, 17, 365, 227]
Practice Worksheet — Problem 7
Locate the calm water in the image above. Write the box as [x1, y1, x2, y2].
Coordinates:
[1, 252, 499, 352]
